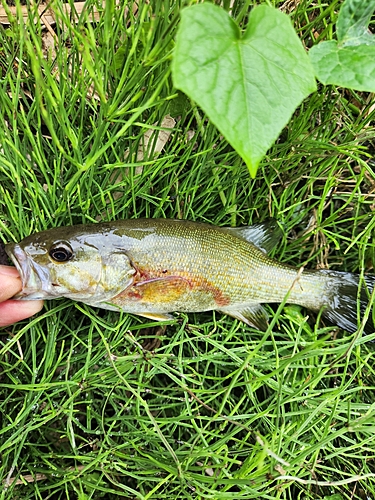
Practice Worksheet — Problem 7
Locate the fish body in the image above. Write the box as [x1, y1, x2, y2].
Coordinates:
[5, 219, 374, 332]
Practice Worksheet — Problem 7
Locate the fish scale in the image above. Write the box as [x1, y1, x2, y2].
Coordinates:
[117, 221, 323, 308]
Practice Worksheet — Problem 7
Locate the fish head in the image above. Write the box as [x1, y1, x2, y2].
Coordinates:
[5, 226, 136, 303]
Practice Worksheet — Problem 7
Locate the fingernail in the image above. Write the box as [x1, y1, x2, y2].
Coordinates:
[0, 265, 20, 277]
[20, 300, 44, 314]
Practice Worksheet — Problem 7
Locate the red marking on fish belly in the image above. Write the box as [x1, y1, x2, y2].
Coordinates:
[215, 295, 231, 307]
[196, 276, 231, 307]
[209, 285, 231, 307]
[124, 288, 142, 300]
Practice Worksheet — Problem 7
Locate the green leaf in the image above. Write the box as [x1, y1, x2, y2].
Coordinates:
[310, 0, 375, 91]
[113, 45, 127, 71]
[172, 4, 316, 177]
[337, 0, 375, 46]
[310, 41, 375, 90]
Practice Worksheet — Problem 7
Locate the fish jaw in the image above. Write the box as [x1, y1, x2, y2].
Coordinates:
[5, 243, 56, 300]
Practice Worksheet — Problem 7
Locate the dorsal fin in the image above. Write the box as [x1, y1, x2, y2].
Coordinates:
[225, 219, 283, 253]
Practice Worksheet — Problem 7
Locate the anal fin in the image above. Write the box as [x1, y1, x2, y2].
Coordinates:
[219, 304, 269, 330]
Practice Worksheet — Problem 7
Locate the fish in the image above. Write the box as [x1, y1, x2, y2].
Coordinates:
[4, 218, 374, 333]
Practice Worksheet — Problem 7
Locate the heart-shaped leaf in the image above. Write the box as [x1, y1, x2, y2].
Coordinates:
[337, 0, 375, 46]
[172, 4, 316, 177]
[310, 0, 375, 91]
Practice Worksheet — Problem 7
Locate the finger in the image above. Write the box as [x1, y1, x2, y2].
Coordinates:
[0, 265, 22, 302]
[0, 300, 44, 327]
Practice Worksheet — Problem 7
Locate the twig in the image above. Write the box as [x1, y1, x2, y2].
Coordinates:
[0, 2, 101, 25]
[4, 465, 86, 488]
[276, 473, 375, 487]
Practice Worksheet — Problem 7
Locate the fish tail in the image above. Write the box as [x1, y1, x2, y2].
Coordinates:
[318, 270, 374, 334]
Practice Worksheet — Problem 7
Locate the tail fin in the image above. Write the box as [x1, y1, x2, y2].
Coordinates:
[319, 270, 374, 334]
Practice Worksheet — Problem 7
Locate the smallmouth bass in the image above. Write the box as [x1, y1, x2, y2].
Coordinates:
[5, 218, 374, 333]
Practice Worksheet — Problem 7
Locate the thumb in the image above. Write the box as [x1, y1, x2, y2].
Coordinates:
[0, 266, 22, 302]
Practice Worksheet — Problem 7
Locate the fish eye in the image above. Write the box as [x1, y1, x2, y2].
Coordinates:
[49, 242, 74, 263]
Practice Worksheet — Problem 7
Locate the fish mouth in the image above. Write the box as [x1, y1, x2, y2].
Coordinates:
[5, 243, 52, 300]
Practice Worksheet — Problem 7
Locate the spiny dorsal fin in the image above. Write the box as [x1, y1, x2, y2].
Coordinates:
[219, 304, 269, 330]
[225, 218, 283, 254]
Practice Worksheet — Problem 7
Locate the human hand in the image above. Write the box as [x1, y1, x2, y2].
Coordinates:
[0, 265, 43, 327]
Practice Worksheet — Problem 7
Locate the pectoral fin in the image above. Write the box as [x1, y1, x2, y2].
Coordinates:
[113, 275, 192, 307]
[134, 276, 191, 303]
[219, 304, 269, 330]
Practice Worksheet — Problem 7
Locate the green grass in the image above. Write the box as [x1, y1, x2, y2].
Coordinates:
[1, 0, 375, 498]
